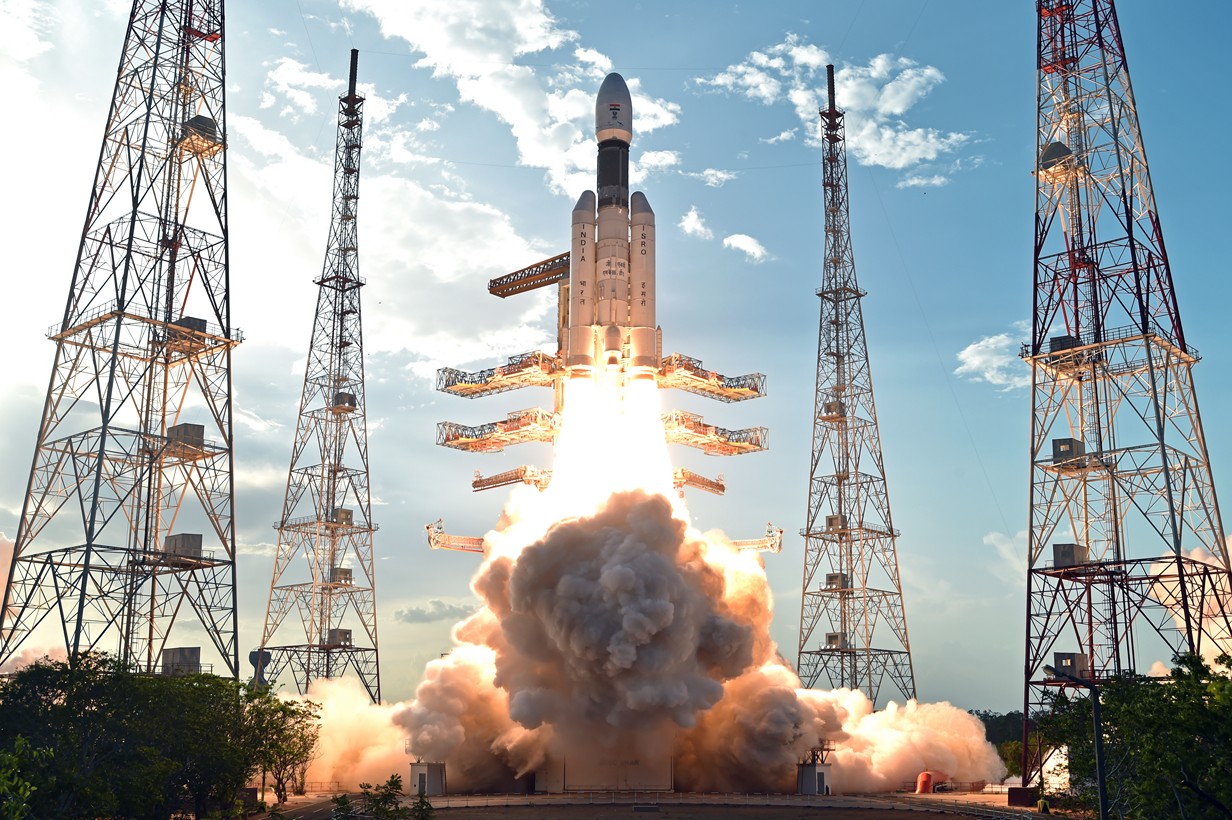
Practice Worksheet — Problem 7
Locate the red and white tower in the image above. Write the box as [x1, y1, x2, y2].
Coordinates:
[1022, 0, 1232, 786]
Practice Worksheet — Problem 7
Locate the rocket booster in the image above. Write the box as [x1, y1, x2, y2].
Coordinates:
[568, 73, 657, 380]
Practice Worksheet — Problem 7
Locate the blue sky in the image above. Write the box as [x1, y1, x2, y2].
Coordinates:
[2, 0, 1230, 711]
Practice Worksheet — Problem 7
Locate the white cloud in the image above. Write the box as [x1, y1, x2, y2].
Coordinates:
[227, 113, 554, 385]
[263, 57, 338, 117]
[632, 150, 680, 185]
[722, 233, 768, 263]
[688, 168, 738, 187]
[637, 150, 680, 171]
[696, 34, 969, 177]
[341, 0, 681, 198]
[678, 206, 713, 240]
[897, 174, 949, 189]
[395, 599, 478, 624]
[0, 0, 54, 63]
[955, 325, 1030, 390]
[760, 128, 796, 144]
[699, 62, 781, 104]
[983, 530, 1027, 588]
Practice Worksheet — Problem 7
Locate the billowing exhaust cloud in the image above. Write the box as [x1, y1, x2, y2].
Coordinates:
[399, 487, 1005, 791]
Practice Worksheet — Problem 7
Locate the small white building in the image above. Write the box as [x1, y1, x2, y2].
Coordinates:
[797, 742, 835, 795]
[410, 762, 446, 797]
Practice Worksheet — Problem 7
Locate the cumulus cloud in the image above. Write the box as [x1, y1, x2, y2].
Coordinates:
[396, 599, 478, 624]
[263, 57, 338, 117]
[341, 0, 679, 197]
[688, 168, 738, 187]
[637, 150, 680, 171]
[678, 206, 713, 240]
[760, 128, 796, 144]
[696, 34, 969, 180]
[0, 0, 55, 63]
[723, 234, 769, 263]
[228, 113, 556, 382]
[897, 174, 949, 189]
[983, 530, 1027, 588]
[955, 326, 1030, 390]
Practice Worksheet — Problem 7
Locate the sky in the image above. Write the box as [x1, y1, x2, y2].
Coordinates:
[1, 0, 1231, 713]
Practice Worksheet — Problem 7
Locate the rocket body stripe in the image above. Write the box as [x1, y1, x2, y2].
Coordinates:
[568, 191, 597, 371]
[629, 191, 657, 371]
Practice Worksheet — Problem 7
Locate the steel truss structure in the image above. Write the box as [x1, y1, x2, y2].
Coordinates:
[1022, 0, 1232, 786]
[797, 66, 916, 707]
[257, 51, 381, 702]
[0, 0, 239, 676]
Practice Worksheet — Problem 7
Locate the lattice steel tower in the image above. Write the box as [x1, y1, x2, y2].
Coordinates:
[0, 0, 238, 676]
[1022, 0, 1232, 783]
[797, 66, 916, 706]
[256, 51, 381, 702]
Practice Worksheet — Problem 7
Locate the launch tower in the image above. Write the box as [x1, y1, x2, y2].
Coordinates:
[256, 51, 381, 701]
[0, 0, 238, 676]
[1022, 0, 1232, 786]
[796, 65, 916, 707]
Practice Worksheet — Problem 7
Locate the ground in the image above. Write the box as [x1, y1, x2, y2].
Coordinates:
[266, 790, 1041, 819]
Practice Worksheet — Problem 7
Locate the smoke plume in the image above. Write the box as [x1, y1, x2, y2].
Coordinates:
[400, 484, 1005, 791]
[289, 374, 1004, 793]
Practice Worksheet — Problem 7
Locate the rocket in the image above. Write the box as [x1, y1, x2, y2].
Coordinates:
[567, 73, 657, 381]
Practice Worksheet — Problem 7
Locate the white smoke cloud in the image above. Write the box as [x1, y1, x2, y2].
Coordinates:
[678, 206, 713, 240]
[723, 234, 769, 263]
[0, 646, 69, 675]
[398, 490, 1004, 792]
[262, 57, 339, 118]
[1149, 546, 1232, 665]
[296, 677, 409, 788]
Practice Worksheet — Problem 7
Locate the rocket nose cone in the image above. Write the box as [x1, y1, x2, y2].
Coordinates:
[630, 191, 654, 217]
[595, 72, 632, 143]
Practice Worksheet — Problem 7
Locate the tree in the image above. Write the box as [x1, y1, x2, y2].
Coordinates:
[0, 652, 174, 817]
[252, 695, 320, 804]
[359, 774, 412, 820]
[0, 652, 322, 818]
[409, 791, 435, 820]
[331, 793, 358, 819]
[0, 737, 47, 820]
[1040, 653, 1232, 818]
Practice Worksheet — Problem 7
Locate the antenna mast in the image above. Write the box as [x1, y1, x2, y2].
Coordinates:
[257, 49, 382, 701]
[796, 65, 916, 706]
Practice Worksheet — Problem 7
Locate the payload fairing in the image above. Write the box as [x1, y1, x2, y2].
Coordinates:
[568, 73, 658, 380]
